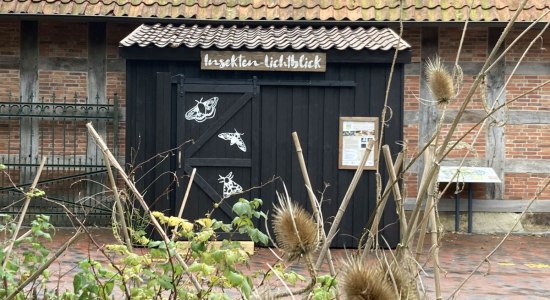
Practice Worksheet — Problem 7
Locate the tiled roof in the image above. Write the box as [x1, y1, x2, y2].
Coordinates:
[119, 24, 411, 51]
[0, 0, 548, 22]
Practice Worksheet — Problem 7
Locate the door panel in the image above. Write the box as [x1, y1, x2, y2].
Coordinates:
[175, 81, 258, 225]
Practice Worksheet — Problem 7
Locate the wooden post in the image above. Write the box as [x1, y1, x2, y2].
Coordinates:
[19, 21, 39, 184]
[417, 27, 439, 189]
[486, 27, 506, 200]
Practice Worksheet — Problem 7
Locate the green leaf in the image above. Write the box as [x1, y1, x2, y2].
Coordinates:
[225, 270, 244, 286]
[240, 276, 253, 299]
[232, 201, 252, 217]
[248, 228, 268, 245]
[73, 273, 83, 292]
[147, 240, 163, 248]
[103, 281, 114, 295]
[191, 241, 206, 253]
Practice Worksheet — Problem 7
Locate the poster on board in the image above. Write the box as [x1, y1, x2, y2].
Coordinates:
[338, 117, 379, 170]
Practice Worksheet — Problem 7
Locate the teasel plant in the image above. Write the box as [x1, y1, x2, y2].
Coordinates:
[270, 185, 320, 298]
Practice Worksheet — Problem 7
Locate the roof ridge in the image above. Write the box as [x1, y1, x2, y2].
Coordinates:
[13, 0, 550, 10]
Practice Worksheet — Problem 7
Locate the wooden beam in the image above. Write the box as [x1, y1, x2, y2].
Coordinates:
[404, 198, 550, 213]
[87, 22, 107, 104]
[119, 47, 412, 64]
[417, 27, 439, 188]
[405, 110, 550, 125]
[86, 22, 107, 210]
[19, 21, 39, 184]
[485, 27, 506, 199]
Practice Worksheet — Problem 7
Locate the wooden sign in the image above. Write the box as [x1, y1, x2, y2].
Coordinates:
[338, 117, 379, 170]
[201, 51, 326, 72]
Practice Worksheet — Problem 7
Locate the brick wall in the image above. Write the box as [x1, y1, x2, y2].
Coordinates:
[1, 19, 549, 205]
[403, 25, 550, 202]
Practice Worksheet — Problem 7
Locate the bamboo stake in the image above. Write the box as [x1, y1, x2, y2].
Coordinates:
[103, 154, 133, 252]
[315, 140, 374, 269]
[86, 122, 202, 292]
[429, 185, 442, 300]
[3, 156, 47, 269]
[172, 168, 196, 241]
[291, 132, 336, 277]
[414, 147, 436, 261]
[6, 229, 83, 300]
[361, 152, 403, 258]
[382, 146, 406, 236]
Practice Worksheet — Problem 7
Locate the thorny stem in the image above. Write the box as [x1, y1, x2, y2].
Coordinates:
[2, 156, 47, 269]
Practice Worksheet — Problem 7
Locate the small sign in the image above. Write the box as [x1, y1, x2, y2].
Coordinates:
[338, 117, 379, 170]
[201, 51, 326, 72]
[438, 166, 501, 183]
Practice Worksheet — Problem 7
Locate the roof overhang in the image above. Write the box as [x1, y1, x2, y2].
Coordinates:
[119, 24, 411, 52]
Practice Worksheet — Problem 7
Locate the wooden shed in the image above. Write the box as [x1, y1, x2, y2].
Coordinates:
[120, 24, 411, 248]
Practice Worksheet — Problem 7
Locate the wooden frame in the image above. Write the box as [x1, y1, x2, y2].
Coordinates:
[338, 117, 379, 170]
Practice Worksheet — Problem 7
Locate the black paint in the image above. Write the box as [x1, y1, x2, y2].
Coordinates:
[125, 48, 408, 248]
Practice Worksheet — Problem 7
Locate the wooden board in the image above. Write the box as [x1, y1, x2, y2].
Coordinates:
[126, 58, 405, 248]
[201, 51, 326, 72]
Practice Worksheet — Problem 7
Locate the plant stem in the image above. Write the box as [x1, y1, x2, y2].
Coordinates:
[2, 156, 47, 269]
[86, 122, 202, 292]
[103, 154, 133, 252]
[6, 229, 83, 300]
[315, 140, 373, 269]
[291, 132, 336, 277]
[382, 146, 406, 236]
[361, 152, 403, 258]
[172, 168, 196, 241]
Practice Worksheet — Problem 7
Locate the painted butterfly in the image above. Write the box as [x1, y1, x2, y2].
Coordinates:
[218, 129, 247, 152]
[218, 172, 243, 198]
[185, 97, 219, 123]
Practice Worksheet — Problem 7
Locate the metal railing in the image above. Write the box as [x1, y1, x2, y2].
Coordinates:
[0, 92, 120, 226]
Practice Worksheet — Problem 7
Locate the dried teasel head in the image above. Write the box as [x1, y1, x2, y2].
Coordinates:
[340, 256, 396, 300]
[426, 56, 455, 106]
[382, 261, 420, 300]
[272, 189, 318, 262]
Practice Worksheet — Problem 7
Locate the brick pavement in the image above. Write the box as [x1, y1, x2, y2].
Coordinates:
[13, 229, 550, 299]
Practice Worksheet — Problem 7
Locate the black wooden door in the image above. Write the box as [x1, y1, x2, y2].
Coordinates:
[174, 78, 260, 226]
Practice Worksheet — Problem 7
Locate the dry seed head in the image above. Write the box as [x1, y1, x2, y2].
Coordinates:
[426, 56, 455, 106]
[383, 261, 420, 300]
[340, 256, 396, 300]
[272, 191, 318, 261]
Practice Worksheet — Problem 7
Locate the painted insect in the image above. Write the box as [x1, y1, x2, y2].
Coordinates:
[218, 172, 243, 198]
[185, 97, 219, 123]
[218, 129, 247, 152]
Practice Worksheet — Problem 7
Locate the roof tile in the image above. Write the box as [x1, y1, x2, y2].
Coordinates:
[0, 0, 548, 22]
[119, 23, 412, 51]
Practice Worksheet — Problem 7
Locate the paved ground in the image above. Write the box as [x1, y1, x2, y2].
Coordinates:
[14, 229, 550, 299]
